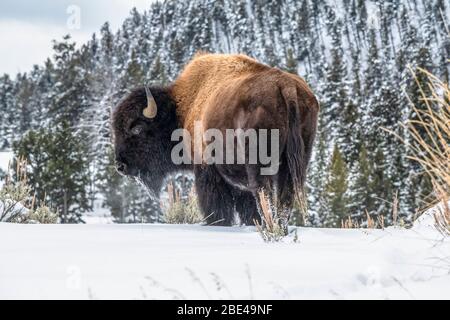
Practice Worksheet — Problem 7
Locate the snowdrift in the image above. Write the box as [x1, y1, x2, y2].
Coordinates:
[0, 206, 448, 299]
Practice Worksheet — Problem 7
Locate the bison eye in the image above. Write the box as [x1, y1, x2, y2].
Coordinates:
[131, 125, 144, 135]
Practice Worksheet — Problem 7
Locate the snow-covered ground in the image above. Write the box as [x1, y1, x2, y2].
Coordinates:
[0, 208, 448, 300]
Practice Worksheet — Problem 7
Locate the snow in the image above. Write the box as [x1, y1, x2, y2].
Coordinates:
[412, 202, 449, 232]
[0, 151, 13, 172]
[0, 214, 448, 300]
[82, 213, 114, 225]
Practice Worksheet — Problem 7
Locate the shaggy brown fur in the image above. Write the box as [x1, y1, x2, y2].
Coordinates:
[113, 53, 319, 229]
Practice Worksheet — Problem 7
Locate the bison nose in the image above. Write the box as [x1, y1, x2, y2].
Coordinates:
[115, 161, 127, 175]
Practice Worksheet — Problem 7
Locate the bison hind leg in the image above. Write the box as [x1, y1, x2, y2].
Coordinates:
[194, 165, 236, 226]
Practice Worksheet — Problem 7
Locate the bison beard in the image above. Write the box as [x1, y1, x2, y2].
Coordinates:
[112, 53, 319, 230]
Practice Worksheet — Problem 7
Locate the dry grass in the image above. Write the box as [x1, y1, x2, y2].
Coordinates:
[340, 211, 386, 230]
[0, 157, 57, 223]
[0, 158, 31, 222]
[434, 199, 450, 235]
[255, 190, 288, 242]
[341, 217, 359, 229]
[27, 202, 58, 224]
[406, 67, 449, 235]
[341, 192, 404, 229]
[163, 182, 203, 224]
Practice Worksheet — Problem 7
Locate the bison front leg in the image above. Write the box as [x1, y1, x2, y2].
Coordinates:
[194, 165, 236, 226]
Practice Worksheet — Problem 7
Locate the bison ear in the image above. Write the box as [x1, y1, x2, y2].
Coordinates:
[143, 86, 158, 119]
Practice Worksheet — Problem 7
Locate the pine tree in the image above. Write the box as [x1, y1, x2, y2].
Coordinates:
[324, 145, 349, 227]
[128, 50, 146, 85]
[355, 0, 368, 38]
[348, 143, 372, 221]
[369, 148, 391, 220]
[307, 129, 330, 226]
[14, 73, 34, 135]
[50, 35, 92, 126]
[98, 147, 125, 222]
[322, 10, 352, 145]
[11, 129, 50, 202]
[363, 27, 383, 145]
[13, 122, 91, 223]
[0, 75, 15, 149]
[340, 99, 361, 164]
[150, 55, 169, 84]
[28, 60, 56, 130]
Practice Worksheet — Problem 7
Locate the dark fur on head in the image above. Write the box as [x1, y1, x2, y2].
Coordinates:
[112, 86, 187, 196]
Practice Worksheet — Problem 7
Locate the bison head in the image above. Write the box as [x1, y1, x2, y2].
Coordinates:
[112, 86, 180, 196]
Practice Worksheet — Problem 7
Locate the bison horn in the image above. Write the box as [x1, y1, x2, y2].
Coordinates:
[143, 86, 157, 119]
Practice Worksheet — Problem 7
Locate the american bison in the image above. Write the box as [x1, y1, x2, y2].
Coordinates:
[113, 53, 319, 230]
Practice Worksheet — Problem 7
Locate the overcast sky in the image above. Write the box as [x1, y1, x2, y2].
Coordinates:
[0, 0, 152, 75]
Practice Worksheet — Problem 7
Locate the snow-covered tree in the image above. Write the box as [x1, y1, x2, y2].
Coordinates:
[324, 145, 349, 227]
[13, 122, 91, 223]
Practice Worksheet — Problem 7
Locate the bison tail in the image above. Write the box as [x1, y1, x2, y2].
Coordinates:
[281, 87, 308, 210]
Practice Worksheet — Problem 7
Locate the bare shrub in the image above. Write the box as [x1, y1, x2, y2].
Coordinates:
[0, 158, 31, 222]
[0, 157, 57, 224]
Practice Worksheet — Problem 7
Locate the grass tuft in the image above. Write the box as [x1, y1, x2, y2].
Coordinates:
[255, 190, 288, 242]
[163, 182, 203, 224]
[0, 157, 57, 223]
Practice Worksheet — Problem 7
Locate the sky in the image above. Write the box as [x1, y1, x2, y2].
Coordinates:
[0, 0, 153, 75]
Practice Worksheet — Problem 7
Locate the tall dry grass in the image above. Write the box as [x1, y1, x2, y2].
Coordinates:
[405, 67, 449, 235]
[163, 181, 203, 224]
[0, 157, 57, 223]
[255, 190, 289, 242]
